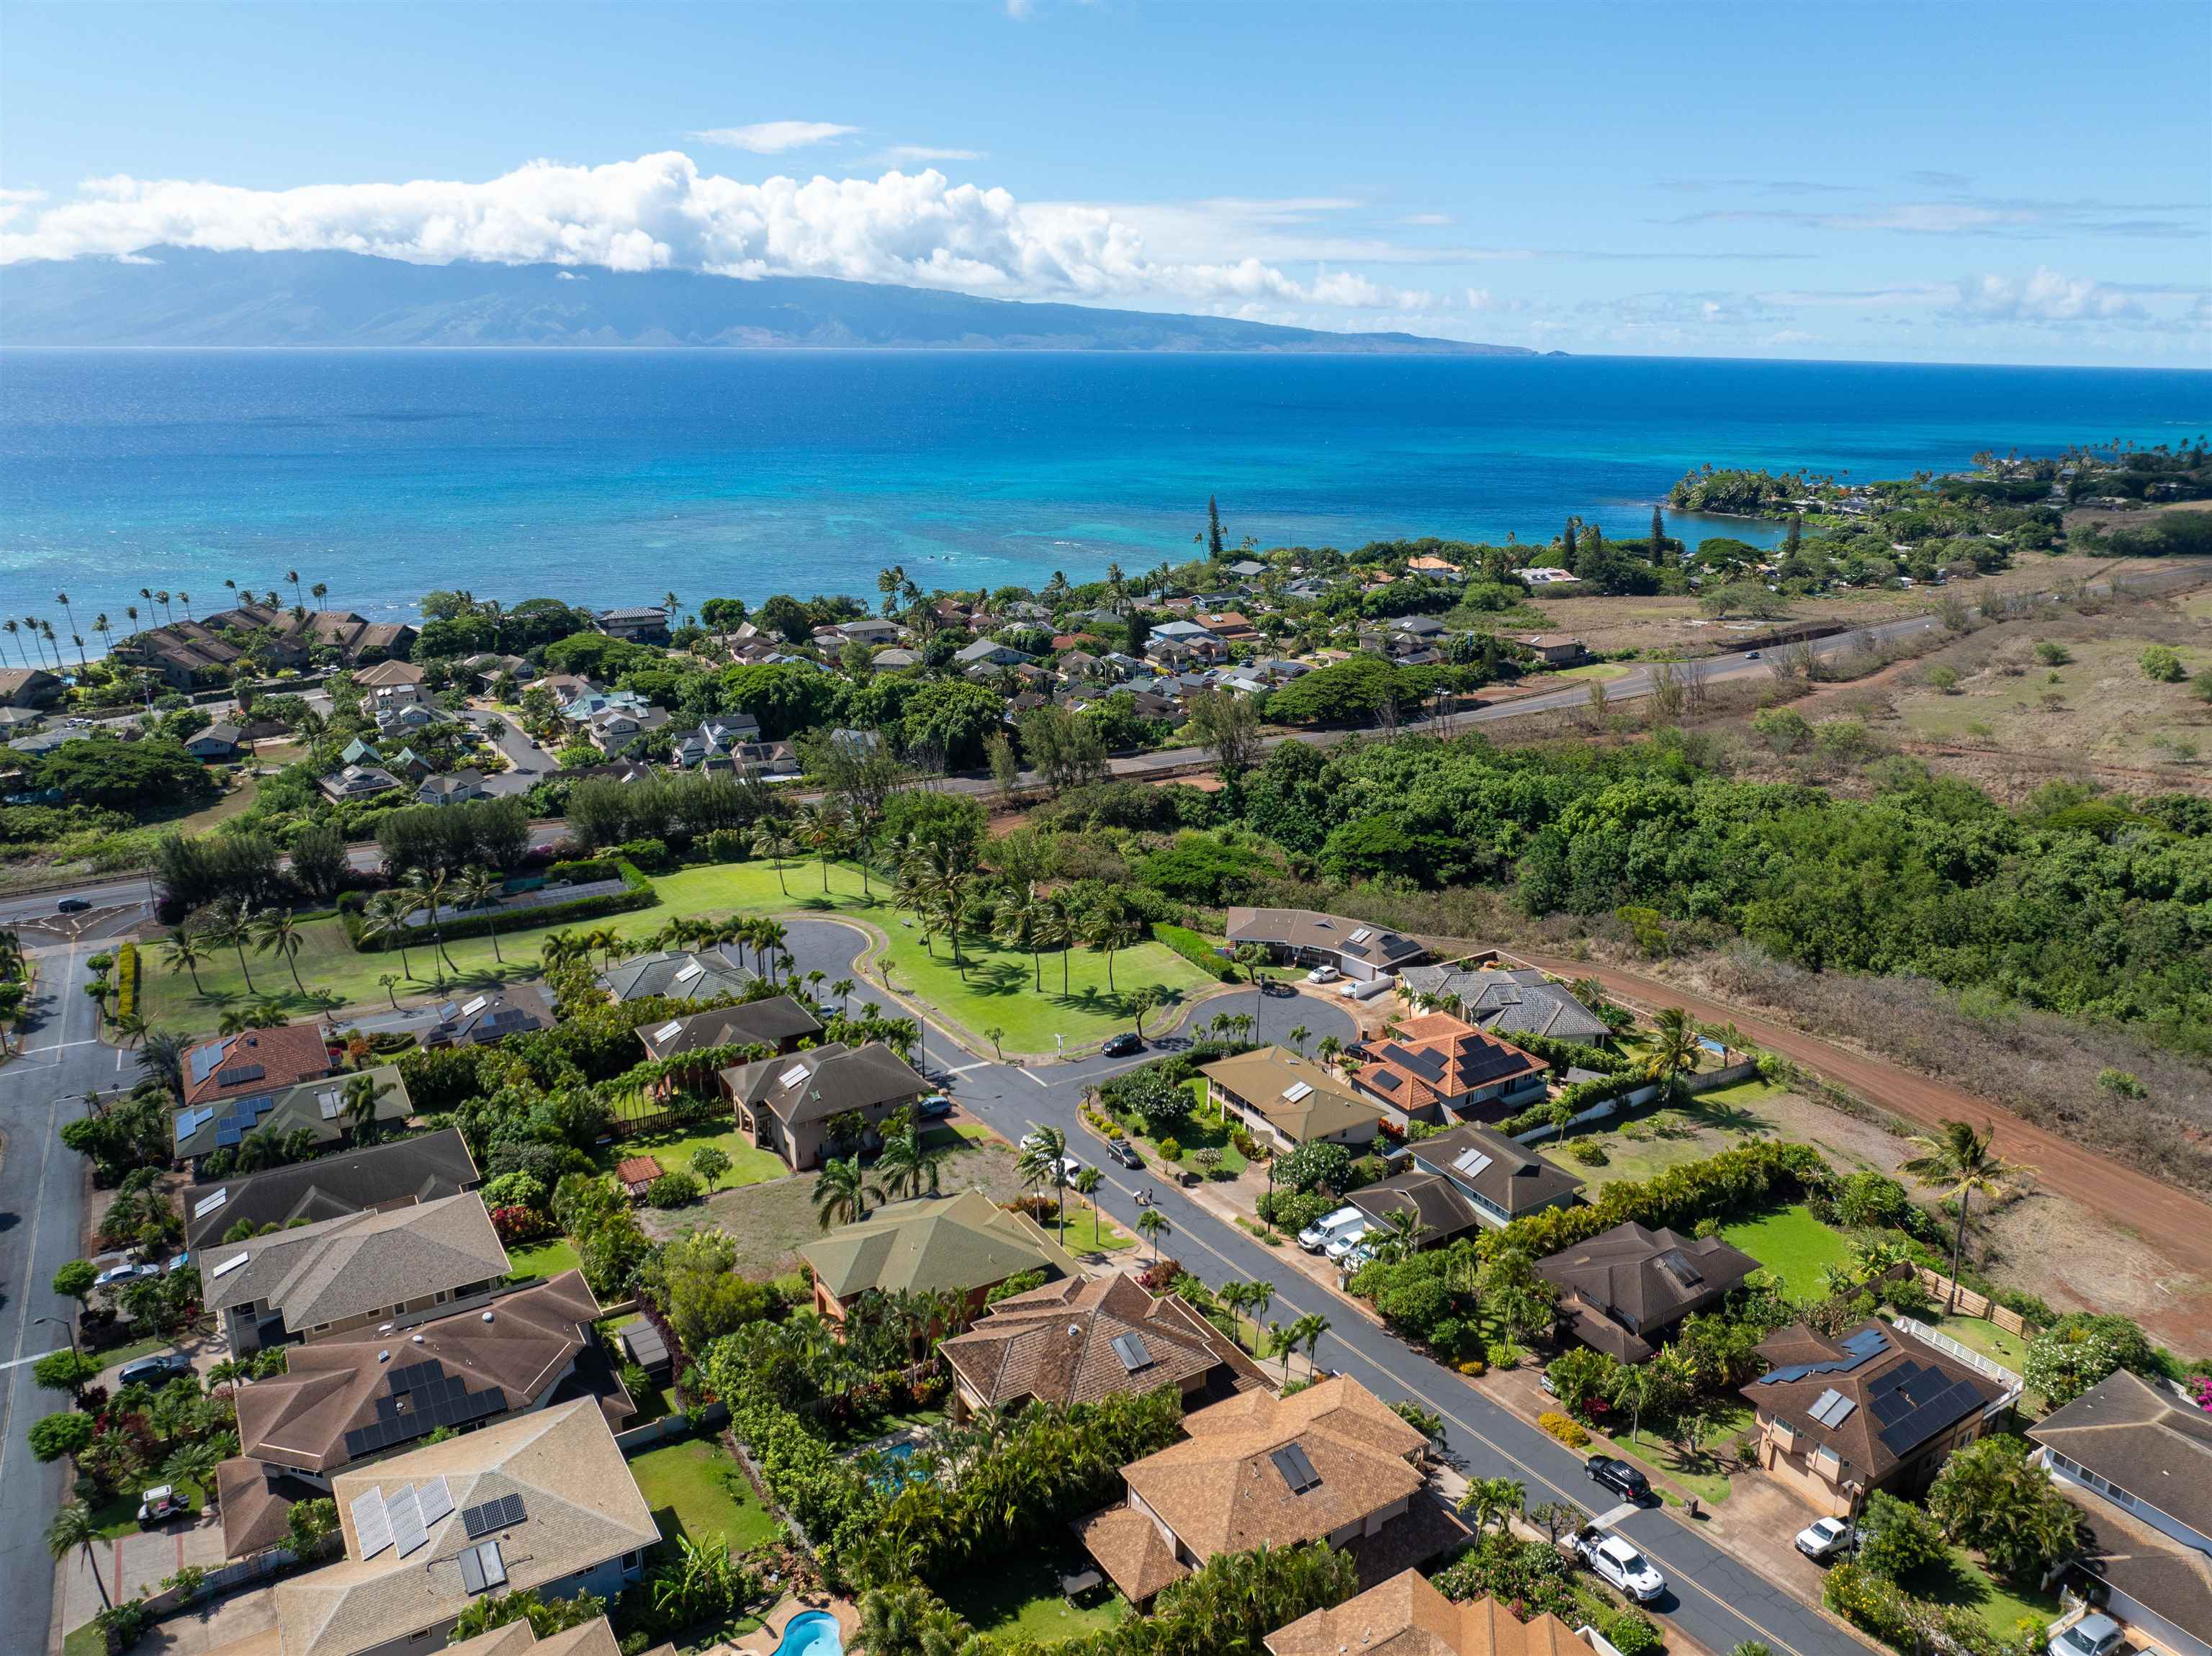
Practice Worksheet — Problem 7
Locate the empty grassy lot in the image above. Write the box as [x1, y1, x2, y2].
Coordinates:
[1720, 1203, 1851, 1300]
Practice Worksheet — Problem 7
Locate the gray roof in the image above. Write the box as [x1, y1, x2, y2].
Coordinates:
[430, 985, 553, 1045]
[181, 1128, 477, 1251]
[2031, 1369, 2212, 1541]
[1225, 907, 1426, 970]
[1407, 1123, 1584, 1216]
[634, 994, 822, 1059]
[174, 1064, 411, 1161]
[1348, 1170, 1483, 1246]
[1398, 966, 1611, 1043]
[720, 1039, 927, 1128]
[202, 1192, 508, 1334]
[1535, 1222, 1761, 1361]
[597, 949, 756, 1005]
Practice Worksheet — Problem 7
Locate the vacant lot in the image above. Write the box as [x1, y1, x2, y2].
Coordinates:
[1720, 1204, 1851, 1300]
[1890, 628, 2211, 768]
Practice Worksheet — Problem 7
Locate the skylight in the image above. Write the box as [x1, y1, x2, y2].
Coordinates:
[192, 1187, 229, 1219]
[1453, 1148, 1494, 1179]
[1281, 1081, 1314, 1103]
[652, 1020, 684, 1043]
[210, 1252, 250, 1279]
[674, 962, 703, 984]
[460, 995, 488, 1017]
[779, 1063, 811, 1089]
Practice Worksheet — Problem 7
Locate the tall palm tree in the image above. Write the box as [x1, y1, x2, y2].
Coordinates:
[251, 906, 309, 994]
[831, 977, 855, 1015]
[814, 1157, 877, 1230]
[1458, 1476, 1527, 1536]
[1287, 1022, 1312, 1056]
[93, 613, 112, 658]
[752, 820, 799, 895]
[1902, 1120, 2031, 1310]
[45, 1500, 109, 1610]
[285, 569, 302, 610]
[1081, 894, 1131, 993]
[0, 980, 26, 1056]
[2, 619, 22, 667]
[1645, 1006, 1699, 1085]
[797, 800, 848, 893]
[755, 919, 788, 986]
[993, 890, 1047, 993]
[204, 900, 257, 994]
[342, 1071, 396, 1146]
[158, 933, 209, 996]
[1038, 894, 1076, 996]
[403, 870, 460, 978]
[1015, 1123, 1072, 1243]
[451, 865, 504, 962]
[359, 891, 417, 981]
[873, 1120, 947, 1201]
[310, 580, 328, 611]
[1137, 1207, 1169, 1265]
[1289, 1311, 1331, 1373]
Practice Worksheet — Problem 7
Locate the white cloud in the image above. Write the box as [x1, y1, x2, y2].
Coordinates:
[1954, 265, 2143, 322]
[1402, 212, 1455, 226]
[881, 146, 986, 165]
[688, 122, 858, 154]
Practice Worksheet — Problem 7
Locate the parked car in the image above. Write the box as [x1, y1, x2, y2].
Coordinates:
[1586, 1456, 1653, 1504]
[1324, 1223, 1373, 1262]
[1298, 1204, 1364, 1252]
[1575, 1529, 1666, 1603]
[137, 1485, 190, 1524]
[57, 896, 91, 914]
[1794, 1516, 1856, 1562]
[1539, 1371, 1558, 1398]
[2049, 1614, 2123, 1656]
[1305, 964, 1341, 984]
[1107, 1139, 1143, 1170]
[95, 1260, 160, 1290]
[1102, 1032, 1143, 1057]
[1338, 1243, 1375, 1269]
[915, 1094, 953, 1120]
[117, 1353, 195, 1389]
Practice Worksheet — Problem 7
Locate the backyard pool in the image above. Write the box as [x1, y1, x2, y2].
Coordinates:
[772, 1611, 842, 1656]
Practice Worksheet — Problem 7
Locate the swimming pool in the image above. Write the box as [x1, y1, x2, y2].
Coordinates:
[771, 1610, 842, 1656]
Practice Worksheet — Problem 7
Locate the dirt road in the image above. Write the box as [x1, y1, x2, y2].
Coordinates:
[1511, 949, 2212, 1345]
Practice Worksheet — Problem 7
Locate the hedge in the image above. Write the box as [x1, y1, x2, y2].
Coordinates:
[1499, 1070, 1655, 1136]
[114, 942, 140, 1025]
[1154, 923, 1239, 983]
[342, 859, 656, 953]
[1509, 1029, 1632, 1079]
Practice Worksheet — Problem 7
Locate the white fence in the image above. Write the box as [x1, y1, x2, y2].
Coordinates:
[1892, 1315, 2024, 1415]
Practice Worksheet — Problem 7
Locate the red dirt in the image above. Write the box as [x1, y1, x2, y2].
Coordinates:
[1511, 949, 2212, 1347]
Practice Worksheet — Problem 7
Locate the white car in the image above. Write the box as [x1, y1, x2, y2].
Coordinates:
[1305, 965, 1341, 984]
[1324, 1224, 1372, 1262]
[2049, 1614, 2123, 1656]
[96, 1261, 160, 1290]
[1794, 1516, 1854, 1562]
[1298, 1205, 1364, 1252]
[1576, 1530, 1666, 1603]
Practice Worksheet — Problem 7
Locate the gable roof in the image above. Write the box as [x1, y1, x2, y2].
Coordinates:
[939, 1274, 1266, 1411]
[202, 1192, 508, 1334]
[1200, 1046, 1377, 1141]
[276, 1400, 656, 1656]
[1355, 1017, 1546, 1112]
[182, 1128, 477, 1251]
[1225, 907, 1426, 971]
[1267, 1572, 1586, 1656]
[719, 1039, 925, 1127]
[1535, 1221, 1761, 1362]
[2029, 1369, 2212, 1540]
[1741, 1319, 2001, 1485]
[1398, 966, 1611, 1043]
[235, 1272, 609, 1475]
[1116, 1376, 1429, 1560]
[633, 994, 819, 1058]
[801, 1188, 1079, 1300]
[174, 1064, 411, 1161]
[1407, 1125, 1583, 1217]
[181, 1024, 335, 1107]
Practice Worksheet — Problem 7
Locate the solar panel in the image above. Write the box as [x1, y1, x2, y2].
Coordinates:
[1809, 1388, 1858, 1428]
[214, 1124, 243, 1148]
[1281, 1081, 1313, 1104]
[461, 1493, 524, 1538]
[1842, 1328, 1889, 1359]
[458, 1544, 487, 1594]
[1271, 1444, 1323, 1495]
[189, 1040, 233, 1085]
[460, 996, 488, 1017]
[192, 1187, 229, 1219]
[1110, 1333, 1153, 1372]
[416, 1475, 454, 1528]
[1348, 928, 1372, 945]
[477, 1542, 507, 1589]
[1452, 1148, 1494, 1179]
[351, 1488, 394, 1559]
[210, 1251, 250, 1279]
[318, 1090, 344, 1121]
[1876, 1378, 1987, 1457]
[215, 1063, 266, 1088]
[674, 962, 703, 984]
[386, 1484, 428, 1558]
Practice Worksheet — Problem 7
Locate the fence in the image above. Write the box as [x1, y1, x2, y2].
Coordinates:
[615, 1400, 729, 1454]
[1912, 1269, 2041, 1338]
[146, 1532, 343, 1622]
[1509, 1081, 1665, 1144]
[1893, 1314, 2026, 1418]
[1683, 1059, 1763, 1094]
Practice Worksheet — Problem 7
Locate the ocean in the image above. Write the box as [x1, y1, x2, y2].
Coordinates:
[1, 348, 2205, 636]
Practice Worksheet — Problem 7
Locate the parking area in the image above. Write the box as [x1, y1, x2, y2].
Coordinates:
[57, 1504, 231, 1638]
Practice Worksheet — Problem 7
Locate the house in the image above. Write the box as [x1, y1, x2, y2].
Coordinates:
[1224, 907, 1427, 983]
[634, 994, 822, 1061]
[423, 986, 553, 1048]
[1195, 610, 1258, 642]
[799, 1188, 1080, 1326]
[181, 1128, 478, 1252]
[1518, 634, 1590, 666]
[1075, 1376, 1465, 1606]
[112, 605, 413, 690]
[1349, 1123, 1582, 1248]
[218, 1270, 625, 1557]
[1519, 567, 1583, 587]
[873, 647, 921, 670]
[595, 605, 669, 643]
[938, 1274, 1267, 1421]
[1200, 1046, 1380, 1151]
[272, 1399, 655, 1656]
[838, 617, 904, 646]
[464, 653, 533, 687]
[320, 763, 403, 801]
[669, 714, 762, 769]
[718, 1039, 929, 1170]
[1267, 1571, 1586, 1656]
[615, 1157, 663, 1200]
[727, 738, 803, 780]
[417, 769, 488, 806]
[356, 659, 428, 710]
[339, 737, 382, 766]
[1228, 559, 1269, 579]
[174, 1063, 413, 1166]
[1405, 556, 1464, 581]
[374, 703, 441, 737]
[597, 949, 755, 1005]
[202, 1192, 510, 1356]
[1535, 1222, 1762, 1363]
[1352, 1014, 1550, 1128]
[1398, 964, 1612, 1045]
[0, 666, 63, 706]
[829, 726, 882, 758]
[386, 746, 433, 780]
[954, 639, 1032, 669]
[186, 721, 245, 760]
[440, 1616, 621, 1656]
[182, 1025, 338, 1111]
[585, 703, 670, 752]
[2029, 1371, 2212, 1656]
[0, 705, 47, 734]
[1740, 1319, 2004, 1516]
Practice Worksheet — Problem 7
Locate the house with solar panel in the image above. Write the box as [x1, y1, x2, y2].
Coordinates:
[716, 1039, 929, 1171]
[217, 1270, 628, 1559]
[274, 1398, 656, 1656]
[631, 994, 822, 1063]
[1740, 1319, 2007, 1516]
[422, 986, 553, 1049]
[596, 947, 755, 1005]
[1198, 1045, 1381, 1151]
[176, 1025, 337, 1129]
[1346, 1122, 1583, 1249]
[173, 1063, 412, 1171]
[1224, 906, 1428, 984]
[202, 1191, 510, 1356]
[1349, 1013, 1551, 1130]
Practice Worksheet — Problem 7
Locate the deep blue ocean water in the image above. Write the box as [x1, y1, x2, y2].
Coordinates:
[1, 349, 2205, 633]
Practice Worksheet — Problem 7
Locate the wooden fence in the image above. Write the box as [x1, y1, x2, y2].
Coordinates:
[1914, 1267, 2041, 1337]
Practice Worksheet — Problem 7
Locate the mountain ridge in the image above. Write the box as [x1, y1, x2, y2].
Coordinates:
[0, 248, 1534, 354]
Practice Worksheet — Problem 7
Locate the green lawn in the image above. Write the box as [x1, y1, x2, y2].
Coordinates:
[595, 1120, 788, 1190]
[89, 1478, 206, 1539]
[63, 1624, 106, 1656]
[1900, 1549, 2061, 1641]
[626, 1436, 784, 1552]
[940, 1554, 1130, 1645]
[1597, 1403, 1753, 1507]
[1722, 1203, 1851, 1300]
[505, 1236, 582, 1281]
[1040, 1204, 1135, 1254]
[1926, 1313, 2032, 1374]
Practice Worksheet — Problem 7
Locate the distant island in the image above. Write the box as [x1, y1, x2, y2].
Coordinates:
[0, 248, 1535, 354]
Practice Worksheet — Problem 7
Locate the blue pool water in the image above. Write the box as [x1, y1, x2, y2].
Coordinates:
[771, 1609, 842, 1656]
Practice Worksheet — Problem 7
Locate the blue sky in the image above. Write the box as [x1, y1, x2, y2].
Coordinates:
[4, 0, 2208, 366]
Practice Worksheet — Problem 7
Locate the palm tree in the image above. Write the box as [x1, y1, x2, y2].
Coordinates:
[1459, 1476, 1526, 1536]
[2, 620, 20, 667]
[45, 1500, 109, 1611]
[797, 800, 847, 893]
[752, 820, 799, 895]
[873, 1120, 947, 1201]
[1316, 1033, 1342, 1065]
[814, 1156, 877, 1230]
[1081, 894, 1131, 992]
[1287, 1022, 1312, 1056]
[994, 890, 1047, 993]
[1219, 1279, 1256, 1348]
[343, 1071, 395, 1146]
[1035, 894, 1076, 996]
[1902, 1120, 2031, 1310]
[204, 900, 257, 994]
[285, 568, 302, 610]
[1290, 1311, 1331, 1372]
[831, 977, 856, 1015]
[1015, 1123, 1073, 1243]
[1137, 1206, 1169, 1265]
[251, 906, 309, 994]
[1645, 1006, 1699, 1085]
[158, 932, 210, 996]
[359, 891, 417, 981]
[138, 1029, 189, 1099]
[451, 865, 504, 962]
[755, 919, 789, 986]
[403, 870, 459, 978]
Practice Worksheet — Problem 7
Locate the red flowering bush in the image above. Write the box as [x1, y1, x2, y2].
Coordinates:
[488, 1205, 553, 1245]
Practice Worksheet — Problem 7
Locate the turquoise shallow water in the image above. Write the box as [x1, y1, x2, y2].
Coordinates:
[1, 348, 2204, 627]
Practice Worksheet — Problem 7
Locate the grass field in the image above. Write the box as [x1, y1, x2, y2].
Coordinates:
[595, 1120, 788, 1191]
[1561, 1084, 1789, 1190]
[142, 855, 1213, 1050]
[627, 1436, 783, 1552]
[1721, 1204, 1851, 1300]
[1037, 1203, 1135, 1254]
[940, 1554, 1129, 1645]
[504, 1236, 581, 1280]
[1892, 631, 2212, 765]
[1598, 1403, 1753, 1507]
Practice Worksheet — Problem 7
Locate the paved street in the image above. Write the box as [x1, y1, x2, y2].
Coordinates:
[462, 708, 562, 798]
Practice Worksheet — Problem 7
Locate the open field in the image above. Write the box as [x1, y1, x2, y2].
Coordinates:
[1889, 629, 2211, 767]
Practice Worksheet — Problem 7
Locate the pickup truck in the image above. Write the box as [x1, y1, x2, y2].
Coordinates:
[1575, 1526, 1667, 1604]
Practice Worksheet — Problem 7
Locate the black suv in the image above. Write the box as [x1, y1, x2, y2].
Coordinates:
[1586, 1455, 1653, 1503]
[117, 1353, 195, 1389]
[1101, 1032, 1143, 1057]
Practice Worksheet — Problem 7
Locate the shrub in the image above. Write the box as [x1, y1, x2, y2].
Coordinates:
[32, 1349, 102, 1393]
[482, 1170, 549, 1211]
[1113, 1065, 1197, 1134]
[1255, 1189, 1336, 1236]
[1153, 924, 1239, 983]
[1156, 1137, 1183, 1161]
[1857, 1490, 1947, 1578]
[488, 1204, 553, 1245]
[2139, 644, 2184, 683]
[1569, 1140, 1609, 1166]
[1278, 1140, 1353, 1194]
[27, 1410, 94, 1462]
[646, 1171, 702, 1208]
[1347, 1153, 1388, 1189]
[616, 837, 674, 871]
[2033, 642, 2071, 665]
[114, 942, 140, 1025]
[1606, 1612, 1665, 1656]
[1457, 1358, 1488, 1377]
[1538, 1410, 1590, 1447]
[700, 828, 751, 863]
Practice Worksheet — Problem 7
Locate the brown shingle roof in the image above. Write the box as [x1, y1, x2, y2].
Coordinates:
[1403, 1125, 1583, 1220]
[939, 1274, 1267, 1411]
[1740, 1319, 2001, 1485]
[1200, 1046, 1377, 1143]
[634, 994, 821, 1056]
[1266, 1573, 1586, 1656]
[1071, 1506, 1189, 1602]
[1225, 908, 1426, 970]
[1534, 1221, 1759, 1362]
[720, 1040, 927, 1128]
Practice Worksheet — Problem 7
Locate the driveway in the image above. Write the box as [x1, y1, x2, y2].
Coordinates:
[464, 709, 560, 798]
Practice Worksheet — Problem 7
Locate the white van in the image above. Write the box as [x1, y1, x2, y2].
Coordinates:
[1297, 1205, 1364, 1253]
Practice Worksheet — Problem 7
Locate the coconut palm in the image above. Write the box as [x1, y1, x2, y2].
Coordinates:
[203, 899, 257, 994]
[1459, 1476, 1526, 1536]
[138, 1028, 189, 1099]
[451, 865, 505, 962]
[1080, 894, 1132, 992]
[1644, 1005, 1700, 1085]
[1036, 893, 1076, 996]
[1287, 1022, 1312, 1056]
[993, 889, 1048, 992]
[1015, 1123, 1073, 1243]
[1290, 1311, 1331, 1372]
[343, 1071, 396, 1146]
[830, 977, 855, 1015]
[814, 1156, 878, 1230]
[1902, 1120, 2032, 1310]
[403, 870, 460, 978]
[251, 906, 309, 994]
[1136, 1206, 1169, 1265]
[359, 891, 418, 980]
[873, 1120, 948, 1201]
[45, 1500, 109, 1610]
[796, 800, 848, 892]
[752, 820, 799, 895]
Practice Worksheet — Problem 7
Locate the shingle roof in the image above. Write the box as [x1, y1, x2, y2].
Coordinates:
[801, 1188, 1079, 1300]
[1266, 1574, 1586, 1656]
[720, 1039, 925, 1128]
[1073, 1506, 1190, 1602]
[1398, 966, 1611, 1043]
[276, 1400, 656, 1656]
[1349, 1171, 1484, 1246]
[1535, 1222, 1760, 1362]
[632, 993, 819, 1058]
[1225, 908, 1426, 969]
[1740, 1319, 2000, 1485]
[182, 1128, 477, 1251]
[181, 1025, 336, 1108]
[174, 1064, 411, 1161]
[2029, 1369, 2212, 1540]
[1114, 1376, 1429, 1561]
[599, 950, 758, 1006]
[216, 1454, 325, 1559]
[202, 1192, 509, 1333]
[1200, 1047, 1377, 1143]
[939, 1274, 1266, 1411]
[1406, 1125, 1583, 1219]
